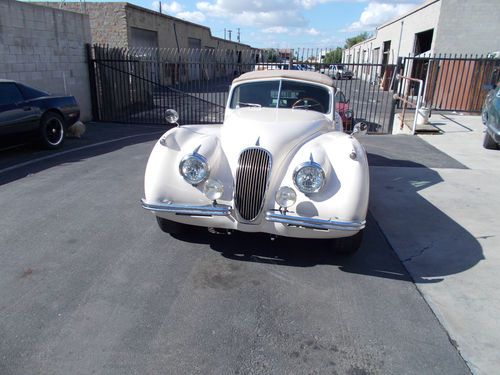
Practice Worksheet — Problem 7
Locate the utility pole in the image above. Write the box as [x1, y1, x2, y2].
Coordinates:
[237, 28, 240, 43]
[228, 30, 232, 41]
[224, 28, 226, 40]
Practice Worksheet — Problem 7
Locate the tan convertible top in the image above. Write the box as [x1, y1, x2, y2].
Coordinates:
[232, 70, 336, 88]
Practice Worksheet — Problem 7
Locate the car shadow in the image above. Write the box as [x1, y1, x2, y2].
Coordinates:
[0, 122, 168, 186]
[172, 151, 484, 284]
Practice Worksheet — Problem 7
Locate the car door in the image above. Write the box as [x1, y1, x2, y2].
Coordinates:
[0, 82, 39, 135]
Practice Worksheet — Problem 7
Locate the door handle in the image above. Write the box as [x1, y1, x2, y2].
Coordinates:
[23, 106, 31, 111]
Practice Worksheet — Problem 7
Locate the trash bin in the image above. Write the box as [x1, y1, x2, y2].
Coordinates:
[416, 107, 430, 125]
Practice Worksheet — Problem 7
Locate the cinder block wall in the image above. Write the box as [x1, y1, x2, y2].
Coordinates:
[0, 0, 93, 121]
[36, 2, 129, 47]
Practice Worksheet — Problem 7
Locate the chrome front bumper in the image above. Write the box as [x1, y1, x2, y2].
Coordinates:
[265, 212, 365, 231]
[142, 199, 365, 232]
[141, 199, 231, 216]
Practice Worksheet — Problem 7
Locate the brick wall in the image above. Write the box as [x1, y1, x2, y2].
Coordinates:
[0, 0, 92, 121]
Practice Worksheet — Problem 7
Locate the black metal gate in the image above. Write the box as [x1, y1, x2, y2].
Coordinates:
[87, 45, 397, 132]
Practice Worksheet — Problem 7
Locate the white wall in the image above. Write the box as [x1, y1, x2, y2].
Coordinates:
[343, 0, 441, 65]
[434, 0, 500, 55]
[0, 0, 93, 121]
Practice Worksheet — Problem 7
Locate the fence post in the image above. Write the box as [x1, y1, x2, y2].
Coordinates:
[387, 56, 403, 134]
[86, 44, 99, 121]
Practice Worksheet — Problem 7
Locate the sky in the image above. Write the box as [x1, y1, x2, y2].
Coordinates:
[38, 0, 425, 48]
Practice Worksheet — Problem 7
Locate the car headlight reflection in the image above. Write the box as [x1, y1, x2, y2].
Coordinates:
[179, 153, 209, 185]
[293, 162, 325, 194]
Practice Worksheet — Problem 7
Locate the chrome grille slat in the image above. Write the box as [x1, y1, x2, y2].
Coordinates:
[235, 148, 271, 222]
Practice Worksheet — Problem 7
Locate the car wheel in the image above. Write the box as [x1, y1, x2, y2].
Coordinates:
[156, 216, 187, 234]
[348, 77, 352, 80]
[483, 131, 498, 150]
[332, 230, 364, 254]
[39, 112, 65, 149]
[336, 73, 341, 80]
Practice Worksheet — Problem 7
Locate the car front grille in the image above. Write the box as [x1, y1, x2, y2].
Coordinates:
[234, 148, 272, 222]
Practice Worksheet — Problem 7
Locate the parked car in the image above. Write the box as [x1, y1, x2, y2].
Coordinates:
[482, 82, 500, 149]
[142, 70, 369, 253]
[293, 64, 316, 72]
[0, 79, 80, 149]
[321, 64, 353, 80]
[335, 90, 354, 131]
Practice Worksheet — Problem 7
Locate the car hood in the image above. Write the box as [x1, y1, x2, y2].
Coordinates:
[220, 107, 331, 161]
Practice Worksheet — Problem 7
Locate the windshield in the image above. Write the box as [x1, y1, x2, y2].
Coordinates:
[230, 80, 330, 114]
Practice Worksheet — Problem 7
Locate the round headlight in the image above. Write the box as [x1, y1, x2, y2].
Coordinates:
[203, 178, 224, 200]
[275, 186, 297, 208]
[179, 154, 209, 185]
[293, 162, 325, 194]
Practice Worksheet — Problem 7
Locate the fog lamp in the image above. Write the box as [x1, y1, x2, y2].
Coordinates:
[275, 186, 297, 208]
[203, 178, 224, 201]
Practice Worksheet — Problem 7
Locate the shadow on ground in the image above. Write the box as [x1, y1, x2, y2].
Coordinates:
[0, 122, 167, 186]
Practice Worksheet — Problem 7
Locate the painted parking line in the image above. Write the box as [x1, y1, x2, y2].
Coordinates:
[0, 131, 163, 175]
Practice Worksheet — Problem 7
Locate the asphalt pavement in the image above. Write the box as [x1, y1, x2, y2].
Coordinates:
[0, 123, 469, 374]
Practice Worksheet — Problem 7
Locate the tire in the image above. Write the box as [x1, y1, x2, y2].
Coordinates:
[156, 216, 187, 235]
[348, 77, 352, 80]
[39, 112, 65, 149]
[483, 131, 498, 150]
[336, 73, 341, 80]
[332, 230, 364, 254]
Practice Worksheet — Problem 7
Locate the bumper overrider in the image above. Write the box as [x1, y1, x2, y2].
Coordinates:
[141, 199, 365, 232]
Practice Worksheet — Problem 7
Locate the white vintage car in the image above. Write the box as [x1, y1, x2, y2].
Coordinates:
[142, 70, 369, 253]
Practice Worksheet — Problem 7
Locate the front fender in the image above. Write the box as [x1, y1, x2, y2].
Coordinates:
[270, 132, 369, 223]
[144, 126, 233, 206]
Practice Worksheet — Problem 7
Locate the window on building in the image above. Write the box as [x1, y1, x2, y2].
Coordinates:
[413, 29, 434, 55]
[373, 48, 380, 64]
[188, 38, 201, 49]
[130, 27, 158, 48]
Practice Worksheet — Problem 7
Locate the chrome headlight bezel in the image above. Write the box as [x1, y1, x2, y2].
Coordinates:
[179, 153, 210, 185]
[293, 161, 326, 194]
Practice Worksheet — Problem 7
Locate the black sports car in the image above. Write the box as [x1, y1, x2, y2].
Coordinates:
[0, 79, 80, 149]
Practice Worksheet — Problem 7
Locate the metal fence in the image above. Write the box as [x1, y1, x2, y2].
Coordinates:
[397, 54, 500, 113]
[87, 45, 399, 132]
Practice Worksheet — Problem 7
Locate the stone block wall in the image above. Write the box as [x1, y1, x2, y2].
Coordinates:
[0, 0, 92, 121]
[36, 2, 129, 47]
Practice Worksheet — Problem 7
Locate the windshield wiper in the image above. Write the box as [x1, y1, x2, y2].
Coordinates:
[237, 102, 262, 108]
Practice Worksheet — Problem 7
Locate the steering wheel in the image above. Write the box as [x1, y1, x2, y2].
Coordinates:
[292, 97, 325, 113]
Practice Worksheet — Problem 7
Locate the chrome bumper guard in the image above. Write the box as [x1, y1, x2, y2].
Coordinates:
[141, 199, 231, 217]
[265, 212, 365, 231]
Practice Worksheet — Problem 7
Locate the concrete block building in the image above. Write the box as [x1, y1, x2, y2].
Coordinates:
[343, 0, 500, 65]
[0, 0, 92, 120]
[36, 2, 253, 51]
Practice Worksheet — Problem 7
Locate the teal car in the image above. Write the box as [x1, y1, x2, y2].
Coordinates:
[482, 83, 500, 149]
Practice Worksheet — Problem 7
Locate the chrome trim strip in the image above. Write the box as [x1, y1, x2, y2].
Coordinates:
[265, 211, 365, 231]
[141, 199, 231, 217]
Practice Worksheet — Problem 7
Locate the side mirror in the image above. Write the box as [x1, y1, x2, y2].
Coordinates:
[352, 122, 368, 136]
[165, 109, 179, 126]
